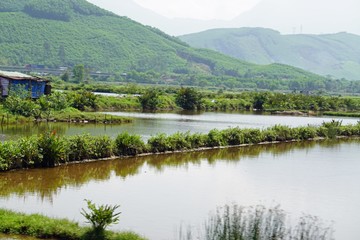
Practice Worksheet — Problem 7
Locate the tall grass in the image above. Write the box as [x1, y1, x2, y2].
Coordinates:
[0, 120, 359, 171]
[178, 204, 333, 240]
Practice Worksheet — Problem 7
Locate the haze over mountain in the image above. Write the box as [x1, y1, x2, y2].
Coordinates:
[180, 28, 360, 80]
[87, 0, 360, 36]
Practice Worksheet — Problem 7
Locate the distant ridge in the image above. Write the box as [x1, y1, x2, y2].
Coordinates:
[180, 28, 360, 80]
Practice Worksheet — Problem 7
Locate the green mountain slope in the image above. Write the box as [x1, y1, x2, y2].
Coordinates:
[0, 0, 325, 87]
[179, 28, 360, 80]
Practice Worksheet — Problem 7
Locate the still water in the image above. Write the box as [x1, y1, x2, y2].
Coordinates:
[1, 139, 359, 240]
[0, 111, 358, 141]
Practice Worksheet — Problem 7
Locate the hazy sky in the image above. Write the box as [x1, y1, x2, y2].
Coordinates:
[133, 0, 261, 20]
[87, 0, 360, 35]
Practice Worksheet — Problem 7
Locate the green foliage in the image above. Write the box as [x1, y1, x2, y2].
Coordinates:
[115, 132, 146, 156]
[73, 64, 86, 82]
[24, 0, 73, 21]
[147, 133, 170, 152]
[138, 89, 162, 110]
[176, 87, 203, 110]
[179, 204, 333, 240]
[68, 90, 98, 111]
[81, 200, 121, 231]
[38, 131, 68, 167]
[0, 208, 146, 240]
[1, 122, 360, 171]
[207, 129, 225, 147]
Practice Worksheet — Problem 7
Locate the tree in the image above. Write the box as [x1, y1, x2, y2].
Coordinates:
[175, 87, 202, 110]
[72, 64, 85, 83]
[138, 89, 161, 110]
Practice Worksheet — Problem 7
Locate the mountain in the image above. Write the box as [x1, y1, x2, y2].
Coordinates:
[180, 28, 360, 80]
[86, 0, 360, 37]
[232, 0, 360, 36]
[0, 0, 327, 88]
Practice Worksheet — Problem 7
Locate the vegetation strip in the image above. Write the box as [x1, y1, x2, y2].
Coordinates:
[0, 209, 146, 240]
[1, 120, 359, 172]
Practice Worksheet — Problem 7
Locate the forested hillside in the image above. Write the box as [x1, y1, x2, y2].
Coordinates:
[0, 0, 349, 91]
[180, 28, 360, 80]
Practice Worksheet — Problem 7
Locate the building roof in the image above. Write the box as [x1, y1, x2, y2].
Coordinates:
[0, 70, 43, 81]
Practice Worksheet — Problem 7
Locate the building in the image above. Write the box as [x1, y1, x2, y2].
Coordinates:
[0, 70, 51, 98]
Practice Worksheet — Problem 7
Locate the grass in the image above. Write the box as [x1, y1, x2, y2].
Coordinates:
[178, 204, 333, 240]
[0, 208, 147, 240]
[0, 107, 132, 124]
[323, 111, 360, 117]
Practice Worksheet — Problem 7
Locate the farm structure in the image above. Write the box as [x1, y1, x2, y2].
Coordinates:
[0, 70, 51, 98]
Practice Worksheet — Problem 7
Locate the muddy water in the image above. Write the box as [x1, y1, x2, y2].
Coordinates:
[1, 139, 359, 239]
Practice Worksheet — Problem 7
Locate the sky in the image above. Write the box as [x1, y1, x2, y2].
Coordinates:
[86, 0, 360, 36]
[133, 0, 261, 20]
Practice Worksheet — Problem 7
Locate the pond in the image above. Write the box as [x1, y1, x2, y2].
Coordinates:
[1, 139, 359, 240]
[0, 111, 358, 141]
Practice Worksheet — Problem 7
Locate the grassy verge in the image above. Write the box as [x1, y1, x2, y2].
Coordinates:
[0, 209, 146, 240]
[0, 108, 132, 124]
[1, 120, 359, 171]
[323, 111, 360, 117]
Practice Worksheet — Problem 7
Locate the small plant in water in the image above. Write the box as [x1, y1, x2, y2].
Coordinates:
[178, 204, 334, 240]
[81, 199, 121, 231]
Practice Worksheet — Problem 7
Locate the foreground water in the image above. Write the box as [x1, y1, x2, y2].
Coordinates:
[1, 111, 358, 141]
[1, 139, 359, 240]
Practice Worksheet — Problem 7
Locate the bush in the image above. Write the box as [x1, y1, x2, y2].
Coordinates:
[115, 133, 146, 156]
[221, 127, 244, 145]
[90, 136, 114, 159]
[167, 132, 192, 151]
[295, 126, 317, 140]
[81, 200, 121, 231]
[18, 136, 42, 167]
[207, 129, 225, 147]
[67, 134, 92, 161]
[38, 131, 68, 167]
[148, 133, 171, 152]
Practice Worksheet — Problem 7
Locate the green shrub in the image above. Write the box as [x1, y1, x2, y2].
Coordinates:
[221, 127, 244, 145]
[18, 136, 42, 167]
[207, 129, 225, 147]
[270, 125, 296, 141]
[295, 126, 317, 140]
[262, 129, 277, 142]
[242, 129, 263, 144]
[115, 133, 146, 156]
[81, 200, 121, 231]
[67, 134, 92, 161]
[38, 131, 68, 167]
[148, 133, 171, 152]
[0, 141, 22, 170]
[167, 132, 192, 151]
[186, 133, 208, 149]
[90, 136, 114, 159]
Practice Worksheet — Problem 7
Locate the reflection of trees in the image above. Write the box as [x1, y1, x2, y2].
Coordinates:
[0, 139, 358, 198]
[0, 123, 67, 140]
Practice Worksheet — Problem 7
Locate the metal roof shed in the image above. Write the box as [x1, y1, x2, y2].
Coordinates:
[0, 70, 50, 98]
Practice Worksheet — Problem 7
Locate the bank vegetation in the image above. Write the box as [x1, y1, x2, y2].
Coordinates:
[1, 120, 359, 171]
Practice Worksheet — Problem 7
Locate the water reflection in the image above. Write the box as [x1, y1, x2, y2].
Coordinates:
[1, 139, 357, 200]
